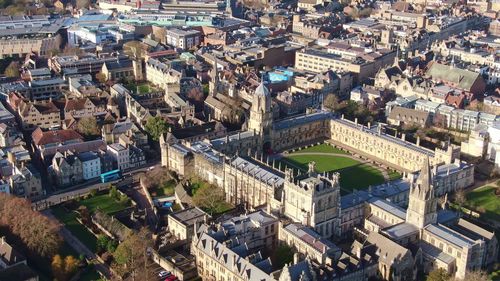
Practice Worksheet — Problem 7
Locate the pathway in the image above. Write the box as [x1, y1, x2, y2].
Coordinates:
[278, 151, 391, 181]
[43, 210, 114, 280]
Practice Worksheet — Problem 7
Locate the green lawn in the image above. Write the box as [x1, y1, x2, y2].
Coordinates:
[281, 155, 385, 193]
[80, 194, 132, 215]
[388, 170, 403, 181]
[284, 154, 360, 172]
[294, 143, 349, 155]
[52, 206, 98, 253]
[465, 185, 500, 222]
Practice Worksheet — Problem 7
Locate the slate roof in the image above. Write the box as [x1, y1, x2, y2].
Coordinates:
[0, 238, 25, 266]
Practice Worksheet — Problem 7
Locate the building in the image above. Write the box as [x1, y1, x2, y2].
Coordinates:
[425, 62, 486, 96]
[295, 46, 396, 83]
[9, 164, 42, 198]
[0, 16, 62, 58]
[0, 237, 26, 269]
[166, 28, 201, 50]
[50, 151, 83, 187]
[279, 223, 341, 265]
[64, 98, 107, 119]
[101, 59, 142, 81]
[387, 106, 431, 127]
[168, 207, 210, 241]
[78, 151, 101, 180]
[16, 99, 61, 130]
[107, 143, 129, 170]
[282, 163, 341, 238]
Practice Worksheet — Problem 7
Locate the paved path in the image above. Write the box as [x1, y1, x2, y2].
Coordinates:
[279, 151, 391, 181]
[44, 210, 113, 280]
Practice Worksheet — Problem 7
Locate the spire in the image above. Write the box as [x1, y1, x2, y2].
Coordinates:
[412, 156, 434, 201]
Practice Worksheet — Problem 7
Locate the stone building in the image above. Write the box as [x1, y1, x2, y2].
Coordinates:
[50, 151, 83, 187]
[282, 163, 341, 238]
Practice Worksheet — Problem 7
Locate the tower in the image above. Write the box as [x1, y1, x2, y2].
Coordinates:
[248, 80, 273, 139]
[406, 156, 438, 229]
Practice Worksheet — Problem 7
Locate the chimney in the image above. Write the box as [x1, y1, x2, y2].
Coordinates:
[354, 118, 358, 125]
[401, 133, 406, 141]
[416, 136, 420, 146]
[1, 236, 5, 245]
[293, 253, 300, 264]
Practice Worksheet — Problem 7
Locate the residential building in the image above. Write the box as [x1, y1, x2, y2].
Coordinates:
[107, 143, 129, 171]
[9, 164, 42, 198]
[78, 151, 101, 180]
[50, 151, 83, 187]
[0, 237, 26, 269]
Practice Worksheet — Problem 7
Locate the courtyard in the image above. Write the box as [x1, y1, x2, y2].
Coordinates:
[279, 143, 399, 193]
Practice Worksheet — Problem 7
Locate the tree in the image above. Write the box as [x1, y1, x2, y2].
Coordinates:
[4, 61, 19, 78]
[323, 94, 342, 111]
[77, 117, 100, 138]
[97, 235, 111, 253]
[192, 183, 226, 215]
[51, 255, 79, 281]
[461, 270, 489, 281]
[144, 116, 169, 141]
[0, 193, 62, 259]
[113, 228, 155, 280]
[426, 268, 450, 281]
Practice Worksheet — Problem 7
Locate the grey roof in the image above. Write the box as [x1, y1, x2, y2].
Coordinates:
[229, 157, 284, 187]
[222, 210, 277, 236]
[273, 111, 333, 131]
[30, 77, 66, 87]
[420, 242, 455, 264]
[436, 209, 459, 224]
[283, 223, 340, 254]
[368, 198, 406, 220]
[425, 224, 475, 248]
[383, 222, 419, 239]
[194, 231, 275, 281]
[210, 130, 256, 147]
[366, 231, 410, 263]
[78, 151, 99, 162]
[169, 207, 208, 226]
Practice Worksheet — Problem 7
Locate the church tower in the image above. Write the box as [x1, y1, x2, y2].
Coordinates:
[248, 80, 273, 139]
[406, 156, 438, 229]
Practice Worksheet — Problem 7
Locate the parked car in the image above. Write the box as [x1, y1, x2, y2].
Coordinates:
[165, 275, 177, 281]
[158, 270, 171, 278]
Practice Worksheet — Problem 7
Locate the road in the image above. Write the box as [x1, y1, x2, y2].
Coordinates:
[32, 162, 159, 211]
[44, 210, 114, 280]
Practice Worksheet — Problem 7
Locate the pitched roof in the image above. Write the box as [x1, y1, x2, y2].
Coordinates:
[388, 106, 430, 123]
[0, 238, 25, 266]
[366, 231, 411, 263]
[32, 128, 83, 146]
[426, 62, 482, 91]
[65, 98, 96, 111]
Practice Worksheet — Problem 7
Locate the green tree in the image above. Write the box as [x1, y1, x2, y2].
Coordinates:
[426, 268, 450, 281]
[144, 116, 169, 141]
[77, 117, 100, 138]
[97, 235, 111, 253]
[192, 183, 226, 215]
[4, 61, 19, 78]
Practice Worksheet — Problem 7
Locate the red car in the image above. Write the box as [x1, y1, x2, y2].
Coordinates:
[165, 275, 177, 281]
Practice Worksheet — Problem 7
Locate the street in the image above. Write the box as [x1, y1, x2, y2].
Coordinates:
[32, 162, 159, 211]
